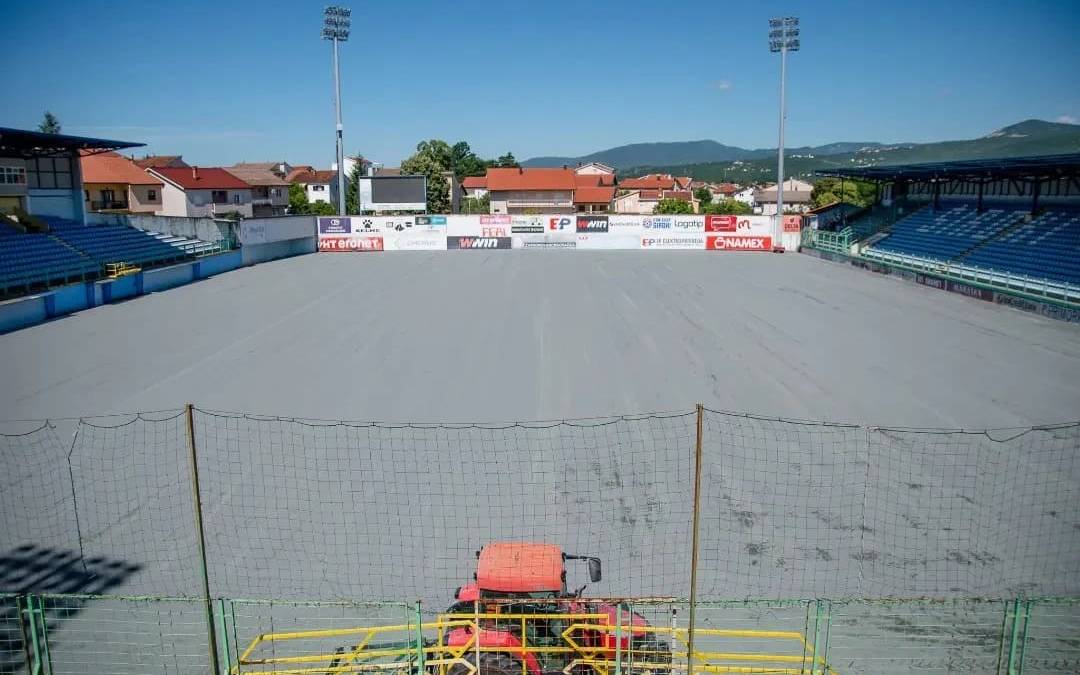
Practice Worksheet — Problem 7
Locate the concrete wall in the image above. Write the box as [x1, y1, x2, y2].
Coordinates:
[87, 212, 238, 244]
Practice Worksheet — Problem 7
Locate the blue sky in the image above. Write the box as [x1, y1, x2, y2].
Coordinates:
[3, 0, 1078, 167]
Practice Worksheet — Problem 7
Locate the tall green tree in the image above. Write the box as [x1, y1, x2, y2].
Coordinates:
[38, 111, 61, 134]
[401, 140, 453, 213]
[811, 177, 876, 209]
[495, 152, 519, 168]
[702, 199, 752, 215]
[693, 186, 713, 207]
[654, 198, 695, 214]
[310, 201, 337, 216]
[288, 183, 311, 214]
[451, 141, 490, 178]
[345, 156, 365, 214]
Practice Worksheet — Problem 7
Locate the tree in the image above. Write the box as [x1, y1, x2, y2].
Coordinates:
[288, 183, 311, 214]
[461, 195, 490, 214]
[811, 177, 876, 209]
[693, 186, 713, 207]
[310, 201, 337, 216]
[654, 198, 695, 214]
[702, 199, 752, 215]
[451, 141, 489, 178]
[495, 152, 519, 168]
[345, 157, 364, 214]
[401, 140, 453, 213]
[38, 111, 61, 134]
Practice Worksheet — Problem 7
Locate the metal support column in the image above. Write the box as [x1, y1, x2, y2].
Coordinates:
[686, 404, 705, 675]
[185, 404, 221, 675]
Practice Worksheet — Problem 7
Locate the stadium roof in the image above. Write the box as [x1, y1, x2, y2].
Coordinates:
[0, 127, 144, 157]
[815, 153, 1080, 182]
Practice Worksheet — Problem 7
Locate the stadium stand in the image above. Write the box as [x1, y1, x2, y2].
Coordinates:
[817, 154, 1080, 291]
[47, 218, 191, 267]
[0, 225, 99, 292]
[868, 202, 1025, 261]
[960, 207, 1080, 284]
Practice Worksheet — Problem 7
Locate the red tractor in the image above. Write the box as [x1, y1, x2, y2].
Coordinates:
[441, 542, 670, 675]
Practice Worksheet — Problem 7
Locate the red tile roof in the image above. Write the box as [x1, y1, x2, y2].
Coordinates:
[486, 167, 576, 191]
[675, 176, 693, 190]
[574, 173, 616, 187]
[288, 168, 336, 184]
[133, 155, 187, 169]
[573, 186, 616, 204]
[80, 151, 162, 186]
[620, 174, 676, 190]
[637, 190, 661, 200]
[152, 166, 250, 190]
[461, 176, 487, 188]
[663, 190, 693, 201]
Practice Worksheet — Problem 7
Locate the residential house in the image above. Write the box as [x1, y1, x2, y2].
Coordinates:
[486, 167, 577, 214]
[574, 162, 615, 177]
[148, 166, 253, 218]
[614, 173, 698, 214]
[733, 186, 757, 207]
[287, 167, 338, 205]
[134, 155, 188, 169]
[712, 182, 739, 201]
[79, 151, 163, 213]
[754, 178, 814, 215]
[461, 176, 487, 199]
[226, 163, 290, 216]
[573, 173, 616, 213]
[614, 189, 661, 214]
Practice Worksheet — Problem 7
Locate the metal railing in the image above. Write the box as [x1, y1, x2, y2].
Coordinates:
[4, 594, 1077, 674]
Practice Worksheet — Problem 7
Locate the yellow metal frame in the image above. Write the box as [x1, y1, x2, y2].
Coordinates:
[230, 612, 836, 675]
[105, 261, 140, 278]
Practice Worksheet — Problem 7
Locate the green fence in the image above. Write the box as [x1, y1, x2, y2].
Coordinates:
[802, 226, 853, 254]
[2, 594, 1078, 674]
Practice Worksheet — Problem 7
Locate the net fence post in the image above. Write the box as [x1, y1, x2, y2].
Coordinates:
[185, 403, 221, 675]
[686, 404, 704, 675]
[415, 600, 426, 674]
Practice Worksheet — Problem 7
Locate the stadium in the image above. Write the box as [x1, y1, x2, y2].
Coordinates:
[3, 7, 1080, 675]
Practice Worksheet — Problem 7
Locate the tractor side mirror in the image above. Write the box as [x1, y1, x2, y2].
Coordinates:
[588, 558, 602, 583]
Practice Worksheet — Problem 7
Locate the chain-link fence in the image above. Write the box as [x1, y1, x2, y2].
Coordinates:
[2, 405, 1079, 673]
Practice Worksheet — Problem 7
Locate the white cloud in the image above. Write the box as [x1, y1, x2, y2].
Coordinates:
[1055, 115, 1078, 125]
[713, 80, 733, 91]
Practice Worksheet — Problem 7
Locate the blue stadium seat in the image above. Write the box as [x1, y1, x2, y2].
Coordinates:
[0, 231, 99, 292]
[49, 221, 190, 267]
[866, 203, 1080, 288]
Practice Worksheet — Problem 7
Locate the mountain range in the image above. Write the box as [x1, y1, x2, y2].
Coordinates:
[522, 119, 1080, 182]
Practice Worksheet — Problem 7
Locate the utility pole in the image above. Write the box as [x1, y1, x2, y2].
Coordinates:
[323, 6, 351, 216]
[770, 17, 800, 250]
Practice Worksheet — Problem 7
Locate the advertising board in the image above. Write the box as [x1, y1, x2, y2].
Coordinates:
[318, 235, 384, 252]
[640, 235, 705, 250]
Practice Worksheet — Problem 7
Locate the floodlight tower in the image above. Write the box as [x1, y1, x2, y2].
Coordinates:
[769, 16, 799, 249]
[323, 6, 351, 216]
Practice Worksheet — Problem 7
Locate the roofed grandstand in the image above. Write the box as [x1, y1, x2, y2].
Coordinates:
[811, 153, 1080, 299]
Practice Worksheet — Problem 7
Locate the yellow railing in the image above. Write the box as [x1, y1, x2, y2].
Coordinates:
[105, 261, 140, 278]
[231, 612, 835, 675]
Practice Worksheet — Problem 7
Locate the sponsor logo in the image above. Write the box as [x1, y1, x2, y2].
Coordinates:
[522, 241, 577, 249]
[577, 215, 609, 233]
[705, 235, 771, 251]
[318, 217, 351, 234]
[385, 218, 415, 232]
[319, 236, 383, 252]
[705, 215, 739, 232]
[447, 236, 512, 250]
[642, 236, 705, 248]
[393, 237, 445, 250]
[549, 216, 573, 231]
[415, 216, 447, 226]
[783, 215, 802, 232]
[480, 227, 508, 237]
[356, 218, 380, 233]
[642, 217, 672, 230]
[674, 218, 702, 230]
[480, 215, 511, 225]
[511, 216, 544, 234]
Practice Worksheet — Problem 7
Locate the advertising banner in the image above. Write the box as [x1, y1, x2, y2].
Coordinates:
[576, 215, 609, 233]
[383, 233, 447, 251]
[783, 215, 803, 232]
[318, 216, 353, 234]
[545, 215, 576, 234]
[705, 234, 772, 251]
[318, 235, 384, 252]
[512, 232, 578, 249]
[510, 215, 545, 234]
[576, 234, 641, 250]
[640, 235, 706, 250]
[447, 236, 512, 250]
[447, 215, 508, 237]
